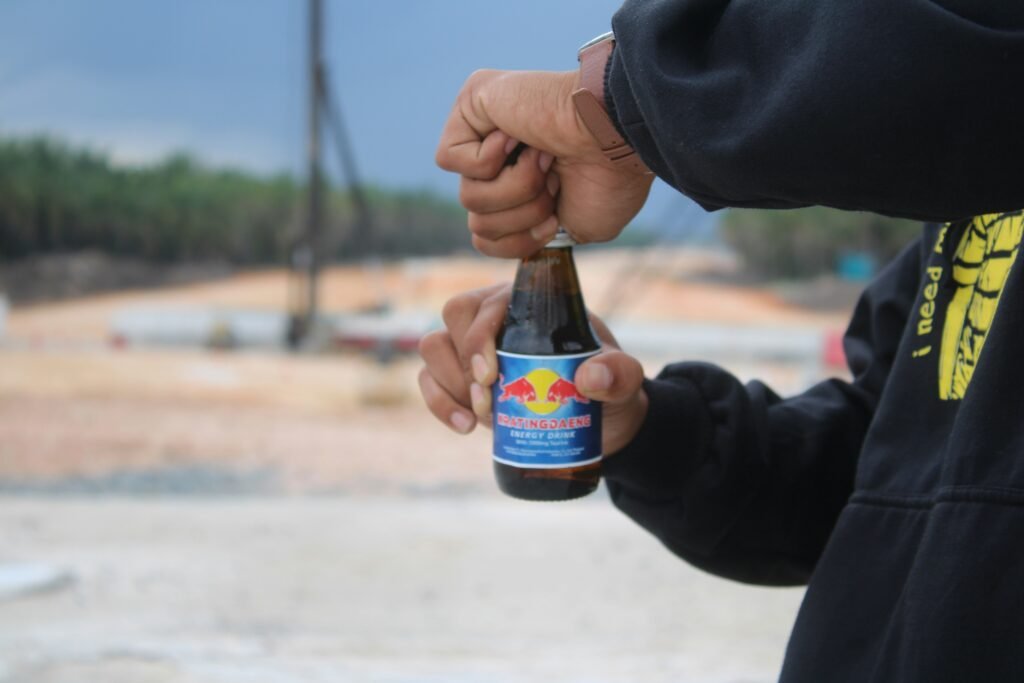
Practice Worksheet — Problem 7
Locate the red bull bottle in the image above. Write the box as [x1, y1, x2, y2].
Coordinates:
[493, 228, 602, 500]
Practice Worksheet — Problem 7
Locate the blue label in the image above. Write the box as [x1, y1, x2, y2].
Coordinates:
[492, 350, 602, 468]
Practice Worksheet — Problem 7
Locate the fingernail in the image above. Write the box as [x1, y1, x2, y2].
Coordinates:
[470, 382, 487, 413]
[530, 219, 558, 241]
[583, 363, 612, 392]
[471, 354, 489, 384]
[546, 174, 561, 197]
[504, 137, 520, 155]
[538, 152, 554, 173]
[450, 411, 473, 434]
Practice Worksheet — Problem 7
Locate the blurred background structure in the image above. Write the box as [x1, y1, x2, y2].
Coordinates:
[0, 1, 920, 681]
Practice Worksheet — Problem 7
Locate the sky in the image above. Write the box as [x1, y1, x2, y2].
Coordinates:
[0, 0, 710, 237]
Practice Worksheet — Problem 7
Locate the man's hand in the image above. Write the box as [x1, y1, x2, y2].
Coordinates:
[435, 69, 654, 258]
[417, 285, 649, 456]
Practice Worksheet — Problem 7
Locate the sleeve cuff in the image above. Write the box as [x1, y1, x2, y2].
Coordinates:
[603, 45, 630, 142]
[604, 45, 677, 185]
[601, 374, 712, 501]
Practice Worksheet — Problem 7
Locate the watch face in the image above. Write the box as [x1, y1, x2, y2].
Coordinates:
[577, 31, 614, 57]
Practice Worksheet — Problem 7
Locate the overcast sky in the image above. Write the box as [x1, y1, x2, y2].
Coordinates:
[0, 0, 709, 236]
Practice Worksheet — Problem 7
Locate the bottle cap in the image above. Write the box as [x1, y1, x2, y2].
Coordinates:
[546, 227, 576, 248]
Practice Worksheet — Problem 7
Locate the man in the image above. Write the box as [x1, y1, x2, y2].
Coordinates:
[419, 1, 1024, 680]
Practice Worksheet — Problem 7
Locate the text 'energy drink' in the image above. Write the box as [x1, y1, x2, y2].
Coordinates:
[493, 228, 602, 501]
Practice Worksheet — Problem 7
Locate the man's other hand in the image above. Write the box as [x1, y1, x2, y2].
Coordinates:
[417, 285, 649, 456]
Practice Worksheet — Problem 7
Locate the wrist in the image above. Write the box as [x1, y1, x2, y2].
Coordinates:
[554, 69, 605, 158]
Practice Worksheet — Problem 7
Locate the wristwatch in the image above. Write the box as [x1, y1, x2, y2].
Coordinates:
[571, 31, 649, 174]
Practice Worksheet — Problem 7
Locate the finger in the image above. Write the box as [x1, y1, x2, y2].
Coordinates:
[471, 215, 559, 259]
[574, 350, 644, 405]
[546, 172, 561, 197]
[417, 330, 471, 406]
[436, 124, 510, 180]
[441, 285, 506, 355]
[441, 284, 509, 379]
[459, 146, 552, 213]
[467, 189, 555, 242]
[469, 381, 492, 422]
[450, 287, 511, 387]
[587, 312, 621, 350]
[418, 367, 477, 434]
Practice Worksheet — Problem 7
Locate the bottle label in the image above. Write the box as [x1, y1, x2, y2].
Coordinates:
[492, 350, 602, 468]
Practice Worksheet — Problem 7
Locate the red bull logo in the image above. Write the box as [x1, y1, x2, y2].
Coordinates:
[545, 377, 590, 405]
[497, 375, 537, 403]
[497, 368, 587, 415]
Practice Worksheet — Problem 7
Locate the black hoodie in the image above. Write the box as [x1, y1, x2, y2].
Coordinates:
[600, 2, 1024, 680]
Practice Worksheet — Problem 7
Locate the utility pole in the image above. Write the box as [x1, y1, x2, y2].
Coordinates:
[304, 0, 324, 340]
[287, 0, 373, 349]
[288, 0, 323, 348]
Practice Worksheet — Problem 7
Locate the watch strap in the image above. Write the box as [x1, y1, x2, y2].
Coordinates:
[572, 35, 649, 173]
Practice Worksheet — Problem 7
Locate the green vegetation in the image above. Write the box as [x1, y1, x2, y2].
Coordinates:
[0, 136, 923, 279]
[0, 136, 470, 263]
[721, 206, 921, 280]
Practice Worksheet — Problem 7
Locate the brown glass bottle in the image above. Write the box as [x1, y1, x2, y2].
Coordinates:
[492, 229, 602, 501]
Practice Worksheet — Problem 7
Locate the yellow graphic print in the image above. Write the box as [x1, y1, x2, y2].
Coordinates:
[938, 212, 1024, 400]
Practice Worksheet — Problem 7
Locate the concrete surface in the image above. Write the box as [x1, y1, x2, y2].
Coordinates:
[0, 497, 803, 683]
[0, 563, 73, 602]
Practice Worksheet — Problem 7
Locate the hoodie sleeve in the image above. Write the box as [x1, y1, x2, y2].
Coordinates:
[606, 0, 1024, 222]
[602, 230, 931, 585]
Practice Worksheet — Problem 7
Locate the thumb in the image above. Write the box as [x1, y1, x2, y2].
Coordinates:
[574, 350, 644, 405]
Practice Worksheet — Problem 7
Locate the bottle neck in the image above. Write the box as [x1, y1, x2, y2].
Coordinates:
[512, 244, 580, 296]
[498, 242, 599, 355]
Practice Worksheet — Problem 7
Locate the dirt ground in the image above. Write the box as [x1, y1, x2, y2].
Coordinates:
[0, 349, 490, 494]
[0, 248, 848, 490]
[4, 248, 847, 345]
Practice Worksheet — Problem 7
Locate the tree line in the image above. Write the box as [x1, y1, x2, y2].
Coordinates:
[0, 135, 924, 280]
[0, 136, 470, 264]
